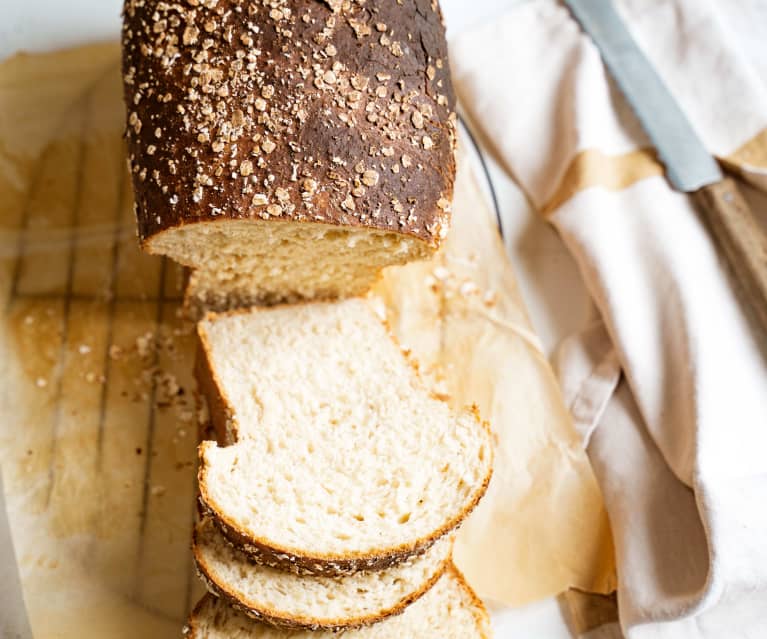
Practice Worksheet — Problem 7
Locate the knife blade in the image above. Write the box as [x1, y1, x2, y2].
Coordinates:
[564, 0, 721, 191]
[565, 0, 767, 334]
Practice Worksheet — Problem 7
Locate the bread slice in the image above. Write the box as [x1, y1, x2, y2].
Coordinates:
[177, 225, 432, 313]
[196, 299, 493, 576]
[184, 565, 493, 639]
[193, 516, 452, 630]
[182, 254, 388, 317]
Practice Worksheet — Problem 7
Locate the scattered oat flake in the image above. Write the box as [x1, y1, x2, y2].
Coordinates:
[341, 194, 356, 211]
[433, 266, 450, 281]
[483, 290, 498, 307]
[183, 26, 199, 45]
[362, 170, 379, 186]
[136, 333, 154, 358]
[36, 378, 47, 388]
[460, 281, 479, 296]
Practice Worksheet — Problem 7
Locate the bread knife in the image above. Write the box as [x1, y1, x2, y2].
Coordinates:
[565, 0, 767, 334]
[0, 469, 33, 639]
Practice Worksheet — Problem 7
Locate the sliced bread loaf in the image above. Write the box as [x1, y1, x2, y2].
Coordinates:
[185, 565, 492, 639]
[196, 299, 493, 575]
[123, 0, 456, 309]
[193, 516, 451, 630]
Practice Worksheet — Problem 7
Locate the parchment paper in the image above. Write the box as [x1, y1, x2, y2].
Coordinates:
[0, 43, 614, 637]
[373, 147, 615, 606]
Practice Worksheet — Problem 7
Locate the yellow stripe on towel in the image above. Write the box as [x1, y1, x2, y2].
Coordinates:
[542, 127, 767, 217]
[542, 148, 663, 217]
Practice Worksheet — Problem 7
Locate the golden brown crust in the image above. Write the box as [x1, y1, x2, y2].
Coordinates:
[195, 326, 238, 444]
[182, 597, 204, 638]
[192, 520, 451, 631]
[443, 563, 494, 639]
[122, 0, 457, 253]
[193, 302, 494, 577]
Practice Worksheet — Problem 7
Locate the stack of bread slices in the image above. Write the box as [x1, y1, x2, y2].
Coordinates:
[186, 300, 494, 636]
[122, 0, 497, 635]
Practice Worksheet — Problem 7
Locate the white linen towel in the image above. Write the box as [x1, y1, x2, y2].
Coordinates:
[451, 0, 767, 637]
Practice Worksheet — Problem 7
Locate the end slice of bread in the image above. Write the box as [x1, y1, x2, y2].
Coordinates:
[193, 516, 451, 630]
[196, 299, 494, 575]
[184, 565, 493, 639]
[178, 222, 429, 315]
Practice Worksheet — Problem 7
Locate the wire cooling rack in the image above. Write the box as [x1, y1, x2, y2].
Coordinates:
[1, 59, 201, 627]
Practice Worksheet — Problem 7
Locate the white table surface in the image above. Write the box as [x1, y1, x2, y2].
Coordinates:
[2, 1, 580, 637]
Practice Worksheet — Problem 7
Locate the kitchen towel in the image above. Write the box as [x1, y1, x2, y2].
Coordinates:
[452, 0, 767, 637]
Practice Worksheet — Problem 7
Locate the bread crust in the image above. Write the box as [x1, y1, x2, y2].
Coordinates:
[194, 336, 238, 445]
[194, 301, 494, 577]
[444, 563, 494, 639]
[185, 562, 493, 638]
[122, 0, 457, 255]
[192, 520, 451, 631]
[182, 266, 386, 319]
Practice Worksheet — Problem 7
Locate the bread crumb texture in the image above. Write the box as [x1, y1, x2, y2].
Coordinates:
[197, 299, 493, 572]
[194, 516, 452, 629]
[185, 565, 493, 638]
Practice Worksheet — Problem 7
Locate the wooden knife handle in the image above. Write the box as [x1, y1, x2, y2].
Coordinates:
[693, 177, 767, 334]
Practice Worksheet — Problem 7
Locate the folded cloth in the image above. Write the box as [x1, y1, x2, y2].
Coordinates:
[451, 0, 767, 637]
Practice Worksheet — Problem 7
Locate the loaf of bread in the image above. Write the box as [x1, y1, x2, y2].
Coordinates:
[185, 565, 493, 638]
[122, 0, 457, 309]
[195, 299, 493, 576]
[193, 516, 452, 630]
